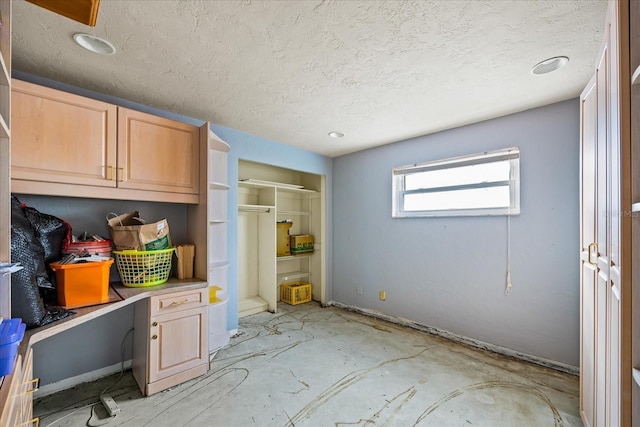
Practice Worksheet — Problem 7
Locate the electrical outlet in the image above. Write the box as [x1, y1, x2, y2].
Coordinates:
[356, 286, 363, 295]
[379, 290, 386, 301]
[100, 394, 121, 417]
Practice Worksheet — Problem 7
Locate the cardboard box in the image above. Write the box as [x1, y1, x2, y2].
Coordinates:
[277, 222, 292, 256]
[290, 234, 314, 254]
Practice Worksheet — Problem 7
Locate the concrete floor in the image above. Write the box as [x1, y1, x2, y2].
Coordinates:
[34, 302, 583, 426]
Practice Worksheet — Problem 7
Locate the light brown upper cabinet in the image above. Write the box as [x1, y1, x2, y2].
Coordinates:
[117, 107, 199, 195]
[11, 79, 200, 203]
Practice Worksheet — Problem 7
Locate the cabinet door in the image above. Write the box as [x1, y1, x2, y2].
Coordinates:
[580, 76, 597, 427]
[149, 305, 207, 383]
[20, 349, 37, 427]
[11, 79, 117, 187]
[117, 107, 199, 195]
[0, 355, 22, 427]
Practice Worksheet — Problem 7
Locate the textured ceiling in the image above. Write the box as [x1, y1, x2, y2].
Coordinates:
[12, 0, 608, 157]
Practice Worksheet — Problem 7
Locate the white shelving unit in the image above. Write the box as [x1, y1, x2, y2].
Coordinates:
[0, 0, 11, 320]
[237, 161, 325, 317]
[189, 126, 230, 354]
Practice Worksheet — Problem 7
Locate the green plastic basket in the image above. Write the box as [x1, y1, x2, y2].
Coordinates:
[113, 248, 175, 287]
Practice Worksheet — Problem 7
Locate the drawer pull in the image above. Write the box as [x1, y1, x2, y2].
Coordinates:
[152, 321, 158, 327]
[117, 167, 124, 182]
[26, 377, 40, 394]
[152, 334, 158, 340]
[169, 299, 189, 307]
[107, 166, 115, 181]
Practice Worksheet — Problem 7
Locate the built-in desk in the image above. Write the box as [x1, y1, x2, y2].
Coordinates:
[0, 278, 209, 425]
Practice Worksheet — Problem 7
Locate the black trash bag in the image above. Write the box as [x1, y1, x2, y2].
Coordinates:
[23, 205, 70, 263]
[10, 196, 53, 290]
[10, 220, 49, 328]
[10, 195, 74, 329]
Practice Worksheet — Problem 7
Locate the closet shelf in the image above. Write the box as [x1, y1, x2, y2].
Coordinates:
[238, 179, 317, 194]
[277, 271, 310, 283]
[278, 210, 310, 216]
[238, 296, 269, 317]
[632, 65, 640, 86]
[277, 253, 313, 261]
[238, 204, 274, 213]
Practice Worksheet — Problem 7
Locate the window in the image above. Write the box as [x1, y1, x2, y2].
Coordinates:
[392, 147, 520, 217]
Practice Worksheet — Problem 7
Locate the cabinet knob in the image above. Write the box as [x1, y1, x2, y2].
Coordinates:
[152, 334, 158, 340]
[152, 322, 158, 327]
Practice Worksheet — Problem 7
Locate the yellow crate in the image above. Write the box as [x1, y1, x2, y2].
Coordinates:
[280, 282, 312, 305]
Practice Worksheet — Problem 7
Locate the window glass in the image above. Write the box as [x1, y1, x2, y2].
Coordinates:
[392, 147, 519, 217]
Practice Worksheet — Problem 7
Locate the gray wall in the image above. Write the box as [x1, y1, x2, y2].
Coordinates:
[332, 99, 580, 367]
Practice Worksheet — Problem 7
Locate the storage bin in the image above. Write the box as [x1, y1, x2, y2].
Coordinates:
[50, 259, 114, 308]
[113, 248, 174, 287]
[63, 239, 112, 258]
[0, 318, 26, 376]
[280, 281, 312, 305]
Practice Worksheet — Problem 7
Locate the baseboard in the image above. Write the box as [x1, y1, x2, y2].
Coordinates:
[35, 359, 133, 398]
[327, 301, 579, 376]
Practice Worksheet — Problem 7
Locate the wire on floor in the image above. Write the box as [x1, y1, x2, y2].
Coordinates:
[43, 327, 134, 427]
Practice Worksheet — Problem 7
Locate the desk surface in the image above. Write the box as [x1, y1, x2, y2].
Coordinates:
[17, 278, 207, 358]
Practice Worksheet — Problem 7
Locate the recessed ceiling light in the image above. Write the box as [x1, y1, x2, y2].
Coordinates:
[73, 33, 116, 55]
[531, 56, 568, 75]
[328, 131, 344, 138]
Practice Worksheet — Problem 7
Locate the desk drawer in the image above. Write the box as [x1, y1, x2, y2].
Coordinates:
[150, 288, 206, 316]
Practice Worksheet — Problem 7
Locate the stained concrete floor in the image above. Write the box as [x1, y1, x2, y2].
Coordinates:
[34, 302, 583, 426]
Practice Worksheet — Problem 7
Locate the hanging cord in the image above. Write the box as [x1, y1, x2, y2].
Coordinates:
[505, 207, 513, 295]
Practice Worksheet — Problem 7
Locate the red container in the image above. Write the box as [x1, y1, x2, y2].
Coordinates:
[63, 239, 112, 258]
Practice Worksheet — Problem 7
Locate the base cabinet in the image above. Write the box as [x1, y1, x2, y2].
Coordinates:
[0, 349, 39, 427]
[132, 288, 208, 396]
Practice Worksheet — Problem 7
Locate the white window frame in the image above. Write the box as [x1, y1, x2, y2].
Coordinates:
[392, 147, 520, 218]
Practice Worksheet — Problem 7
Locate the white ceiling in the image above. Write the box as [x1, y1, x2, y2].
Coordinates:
[12, 0, 608, 157]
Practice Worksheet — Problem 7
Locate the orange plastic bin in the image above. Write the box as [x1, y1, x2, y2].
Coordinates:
[49, 259, 114, 308]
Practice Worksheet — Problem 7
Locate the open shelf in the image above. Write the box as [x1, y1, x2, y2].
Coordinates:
[278, 271, 310, 283]
[632, 65, 640, 86]
[278, 210, 310, 216]
[238, 296, 269, 317]
[238, 204, 273, 213]
[210, 182, 229, 191]
[277, 253, 314, 262]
